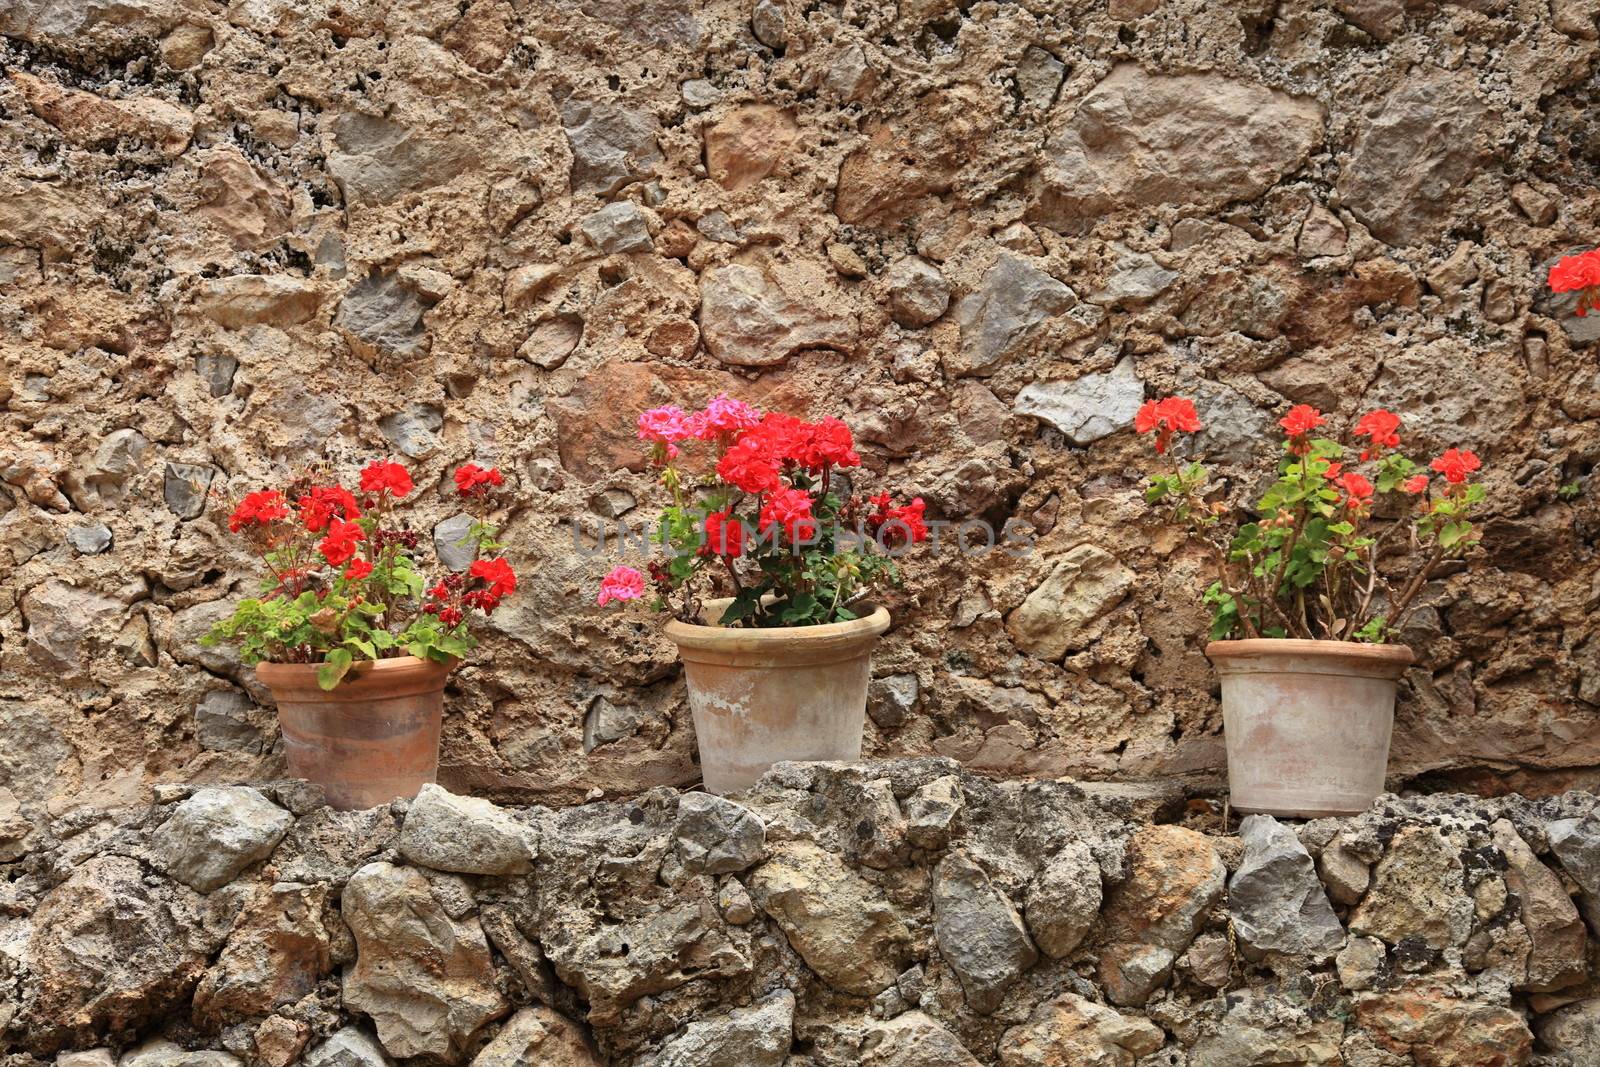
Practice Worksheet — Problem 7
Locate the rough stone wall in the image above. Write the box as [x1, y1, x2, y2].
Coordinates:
[6, 761, 1600, 1065]
[3, 0, 1600, 812]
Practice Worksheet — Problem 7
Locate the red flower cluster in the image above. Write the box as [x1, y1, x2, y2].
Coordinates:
[299, 486, 361, 532]
[360, 460, 414, 498]
[455, 463, 504, 497]
[865, 493, 929, 546]
[229, 490, 289, 533]
[1549, 249, 1600, 316]
[1336, 471, 1374, 513]
[759, 486, 818, 544]
[466, 557, 517, 613]
[703, 510, 745, 557]
[1279, 404, 1326, 438]
[1353, 409, 1401, 460]
[318, 519, 365, 567]
[1134, 397, 1202, 454]
[1430, 448, 1481, 485]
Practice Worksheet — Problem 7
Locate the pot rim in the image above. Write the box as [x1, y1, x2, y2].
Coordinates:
[1205, 638, 1415, 666]
[256, 654, 456, 698]
[664, 601, 890, 647]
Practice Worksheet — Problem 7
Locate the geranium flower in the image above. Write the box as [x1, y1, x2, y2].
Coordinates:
[597, 565, 646, 606]
[1336, 472, 1374, 511]
[318, 518, 366, 567]
[343, 559, 373, 581]
[716, 437, 782, 494]
[359, 460, 413, 498]
[1430, 448, 1482, 485]
[882, 497, 929, 545]
[1134, 397, 1202, 454]
[759, 486, 818, 544]
[298, 486, 361, 532]
[470, 556, 517, 601]
[803, 416, 861, 470]
[1353, 410, 1401, 459]
[229, 489, 289, 532]
[1549, 250, 1600, 315]
[704, 510, 745, 557]
[1402, 474, 1430, 494]
[1279, 404, 1326, 438]
[687, 394, 762, 440]
[455, 463, 504, 497]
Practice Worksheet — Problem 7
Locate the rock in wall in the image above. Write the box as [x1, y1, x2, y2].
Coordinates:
[6, 762, 1600, 1065]
[2, 0, 1600, 810]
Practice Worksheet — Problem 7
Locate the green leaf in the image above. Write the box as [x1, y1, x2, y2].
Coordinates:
[317, 648, 354, 691]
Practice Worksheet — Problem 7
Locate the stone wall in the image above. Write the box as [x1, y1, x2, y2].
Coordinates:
[6, 761, 1600, 1065]
[3, 0, 1600, 812]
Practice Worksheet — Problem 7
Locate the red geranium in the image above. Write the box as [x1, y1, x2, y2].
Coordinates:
[1353, 410, 1401, 460]
[229, 489, 290, 532]
[716, 437, 782, 494]
[455, 463, 504, 497]
[881, 497, 929, 545]
[360, 460, 413, 498]
[759, 486, 817, 543]
[1336, 471, 1374, 512]
[704, 510, 745, 557]
[318, 518, 365, 567]
[343, 559, 373, 581]
[1549, 250, 1600, 315]
[1402, 474, 1430, 494]
[298, 486, 361, 532]
[1279, 404, 1326, 438]
[1430, 448, 1482, 485]
[1134, 397, 1202, 454]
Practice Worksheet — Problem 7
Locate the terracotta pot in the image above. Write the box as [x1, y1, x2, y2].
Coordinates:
[1207, 639, 1414, 818]
[664, 602, 892, 795]
[256, 655, 454, 811]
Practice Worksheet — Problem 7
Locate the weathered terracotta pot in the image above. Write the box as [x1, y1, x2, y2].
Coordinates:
[256, 655, 454, 811]
[1207, 639, 1414, 818]
[665, 602, 891, 795]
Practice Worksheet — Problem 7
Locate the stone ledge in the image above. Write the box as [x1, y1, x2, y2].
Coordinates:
[4, 760, 1599, 1066]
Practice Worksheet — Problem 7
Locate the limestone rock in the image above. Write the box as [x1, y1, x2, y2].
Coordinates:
[674, 792, 766, 875]
[747, 839, 913, 995]
[302, 1026, 392, 1067]
[336, 271, 434, 364]
[750, 0, 786, 48]
[1298, 204, 1348, 258]
[886, 256, 951, 328]
[163, 462, 214, 519]
[1491, 819, 1586, 991]
[192, 881, 332, 1024]
[649, 989, 793, 1067]
[254, 1016, 311, 1067]
[470, 1006, 599, 1067]
[1006, 544, 1134, 661]
[398, 784, 538, 876]
[1534, 998, 1600, 1063]
[1335, 935, 1387, 992]
[1089, 250, 1179, 306]
[1336, 68, 1493, 246]
[1034, 65, 1323, 228]
[20, 579, 125, 677]
[119, 1042, 241, 1067]
[581, 201, 653, 254]
[863, 1010, 982, 1067]
[22, 855, 213, 1050]
[949, 254, 1077, 377]
[1025, 840, 1103, 959]
[1099, 824, 1226, 1006]
[933, 849, 1039, 1013]
[869, 673, 921, 731]
[341, 862, 508, 1060]
[998, 992, 1165, 1067]
[1016, 46, 1066, 110]
[196, 276, 321, 329]
[10, 71, 193, 158]
[151, 786, 294, 892]
[1014, 358, 1144, 446]
[705, 106, 798, 191]
[1228, 815, 1345, 958]
[559, 95, 664, 195]
[0, 0, 182, 60]
[1547, 804, 1600, 933]
[327, 113, 472, 206]
[1317, 831, 1372, 905]
[1189, 991, 1343, 1067]
[699, 263, 856, 366]
[434, 514, 478, 572]
[904, 774, 965, 850]
[1350, 825, 1473, 951]
[195, 148, 290, 248]
[1354, 988, 1532, 1066]
[833, 92, 969, 225]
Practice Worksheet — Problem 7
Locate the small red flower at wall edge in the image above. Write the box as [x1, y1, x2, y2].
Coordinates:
[1548, 248, 1600, 317]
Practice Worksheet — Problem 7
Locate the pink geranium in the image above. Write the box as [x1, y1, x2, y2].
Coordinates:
[597, 565, 647, 606]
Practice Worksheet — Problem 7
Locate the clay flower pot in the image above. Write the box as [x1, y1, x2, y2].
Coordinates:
[665, 602, 892, 794]
[256, 655, 454, 811]
[1207, 639, 1414, 818]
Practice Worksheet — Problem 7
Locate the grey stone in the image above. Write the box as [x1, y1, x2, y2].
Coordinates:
[886, 256, 950, 328]
[1190, 379, 1276, 464]
[1182, 931, 1234, 989]
[337, 271, 434, 363]
[1491, 818, 1587, 992]
[583, 695, 648, 750]
[434, 514, 478, 571]
[1025, 840, 1103, 959]
[58, 1051, 116, 1067]
[342, 862, 508, 1060]
[0, 0, 182, 61]
[1336, 67, 1492, 247]
[824, 43, 875, 101]
[589, 487, 636, 518]
[1014, 357, 1144, 445]
[950, 254, 1076, 377]
[699, 263, 856, 366]
[717, 879, 755, 924]
[194, 689, 264, 753]
[119, 1041, 241, 1067]
[150, 786, 293, 892]
[559, 95, 664, 196]
[904, 774, 964, 851]
[580, 201, 653, 253]
[1228, 815, 1345, 958]
[868, 673, 920, 730]
[1548, 804, 1600, 933]
[1188, 991, 1343, 1067]
[302, 1027, 391, 1067]
[378, 404, 443, 459]
[932, 849, 1039, 1014]
[83, 428, 151, 502]
[163, 462, 214, 519]
[21, 581, 126, 678]
[398, 784, 537, 876]
[675, 792, 766, 875]
[750, 0, 786, 48]
[195, 353, 238, 397]
[1016, 46, 1066, 109]
[652, 989, 793, 1067]
[1534, 998, 1600, 1063]
[68, 523, 113, 555]
[1317, 832, 1372, 905]
[681, 79, 722, 108]
[695, 210, 741, 243]
[862, 1011, 982, 1067]
[1089, 249, 1179, 306]
[327, 114, 471, 206]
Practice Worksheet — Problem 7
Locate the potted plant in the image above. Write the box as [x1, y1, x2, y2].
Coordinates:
[1134, 397, 1485, 817]
[596, 395, 927, 794]
[203, 460, 517, 809]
